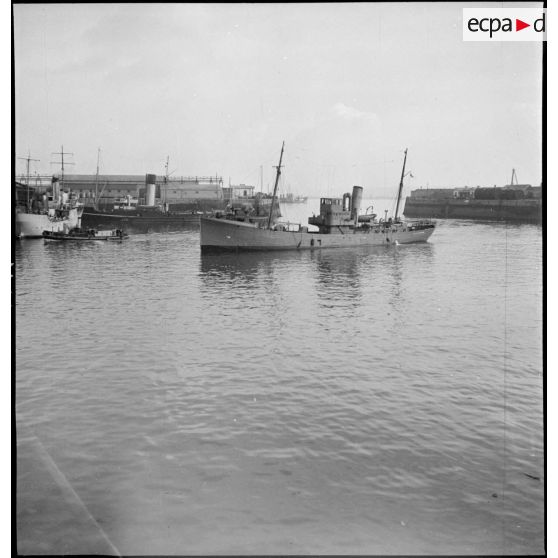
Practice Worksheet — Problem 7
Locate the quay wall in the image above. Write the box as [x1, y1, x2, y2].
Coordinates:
[403, 197, 542, 222]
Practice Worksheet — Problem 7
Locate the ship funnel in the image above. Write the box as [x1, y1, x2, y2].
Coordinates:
[342, 192, 352, 212]
[145, 173, 156, 206]
[52, 178, 60, 203]
[351, 185, 363, 225]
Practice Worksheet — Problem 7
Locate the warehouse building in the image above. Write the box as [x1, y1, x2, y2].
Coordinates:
[61, 174, 224, 209]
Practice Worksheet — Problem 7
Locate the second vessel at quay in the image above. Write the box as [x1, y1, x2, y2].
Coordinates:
[15, 178, 83, 238]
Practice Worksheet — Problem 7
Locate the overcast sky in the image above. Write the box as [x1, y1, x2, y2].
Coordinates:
[13, 2, 543, 197]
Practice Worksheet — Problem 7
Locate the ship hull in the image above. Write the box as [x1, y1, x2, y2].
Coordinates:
[81, 210, 201, 233]
[403, 197, 542, 223]
[15, 208, 81, 239]
[90, 199, 227, 213]
[200, 217, 435, 252]
[43, 229, 127, 242]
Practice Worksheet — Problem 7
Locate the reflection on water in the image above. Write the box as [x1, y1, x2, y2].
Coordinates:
[313, 249, 363, 288]
[16, 223, 543, 555]
[199, 250, 305, 284]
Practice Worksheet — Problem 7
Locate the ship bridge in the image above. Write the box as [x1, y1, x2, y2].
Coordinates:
[308, 189, 362, 231]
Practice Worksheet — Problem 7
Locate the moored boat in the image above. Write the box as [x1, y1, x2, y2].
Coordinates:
[81, 204, 203, 233]
[43, 228, 128, 242]
[200, 145, 435, 252]
[15, 182, 84, 238]
[81, 177, 215, 233]
[15, 148, 84, 239]
[279, 193, 308, 204]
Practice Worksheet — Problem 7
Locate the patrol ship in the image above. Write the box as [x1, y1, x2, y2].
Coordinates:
[200, 145, 435, 252]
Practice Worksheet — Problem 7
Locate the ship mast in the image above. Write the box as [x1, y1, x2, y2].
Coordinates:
[51, 145, 74, 191]
[164, 156, 170, 204]
[95, 147, 101, 205]
[18, 151, 40, 207]
[267, 141, 285, 230]
[394, 148, 408, 222]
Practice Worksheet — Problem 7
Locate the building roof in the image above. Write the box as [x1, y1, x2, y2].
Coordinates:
[503, 184, 533, 190]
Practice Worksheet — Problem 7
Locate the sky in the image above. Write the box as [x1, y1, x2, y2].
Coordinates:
[13, 2, 544, 197]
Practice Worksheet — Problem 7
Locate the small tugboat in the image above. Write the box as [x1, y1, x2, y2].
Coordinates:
[200, 145, 436, 252]
[43, 228, 128, 242]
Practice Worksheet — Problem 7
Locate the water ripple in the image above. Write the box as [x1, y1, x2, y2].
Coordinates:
[15, 222, 543, 554]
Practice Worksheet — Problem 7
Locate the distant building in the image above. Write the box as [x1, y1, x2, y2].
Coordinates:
[409, 188, 453, 200]
[452, 187, 475, 199]
[503, 182, 534, 192]
[222, 184, 256, 203]
[59, 174, 224, 207]
[502, 183, 542, 199]
[410, 184, 541, 200]
[161, 176, 223, 204]
[15, 174, 53, 191]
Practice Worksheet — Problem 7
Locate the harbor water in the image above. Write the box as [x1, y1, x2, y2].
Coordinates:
[15, 200, 544, 555]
